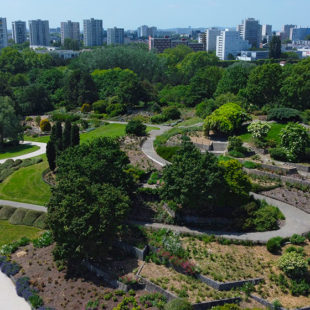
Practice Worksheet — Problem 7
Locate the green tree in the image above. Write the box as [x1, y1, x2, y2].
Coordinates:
[50, 121, 63, 152]
[244, 63, 283, 107]
[280, 58, 310, 110]
[63, 120, 72, 149]
[280, 123, 310, 162]
[0, 47, 26, 73]
[188, 66, 223, 104]
[178, 51, 219, 81]
[63, 38, 80, 50]
[14, 84, 52, 115]
[0, 96, 23, 147]
[63, 69, 97, 110]
[215, 62, 255, 96]
[204, 103, 249, 136]
[47, 138, 135, 260]
[269, 35, 282, 59]
[125, 119, 147, 136]
[161, 137, 227, 211]
[70, 124, 80, 147]
[46, 140, 56, 171]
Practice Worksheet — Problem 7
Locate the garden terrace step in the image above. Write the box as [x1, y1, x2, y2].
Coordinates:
[211, 142, 228, 152]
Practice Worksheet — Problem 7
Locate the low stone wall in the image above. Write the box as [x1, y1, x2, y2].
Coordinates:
[114, 242, 149, 261]
[239, 160, 297, 175]
[245, 168, 310, 188]
[292, 164, 310, 173]
[82, 260, 118, 289]
[197, 274, 262, 291]
[192, 297, 242, 310]
[137, 275, 177, 302]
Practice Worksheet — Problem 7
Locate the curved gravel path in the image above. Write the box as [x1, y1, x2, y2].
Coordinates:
[0, 272, 31, 310]
[0, 141, 46, 164]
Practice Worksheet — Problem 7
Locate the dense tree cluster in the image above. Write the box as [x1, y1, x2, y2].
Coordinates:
[47, 138, 135, 261]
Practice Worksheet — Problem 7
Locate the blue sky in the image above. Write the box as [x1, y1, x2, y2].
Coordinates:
[3, 0, 310, 30]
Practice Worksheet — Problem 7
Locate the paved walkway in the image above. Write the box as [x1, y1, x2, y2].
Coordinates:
[0, 141, 47, 164]
[0, 272, 31, 310]
[0, 199, 47, 212]
[130, 193, 310, 243]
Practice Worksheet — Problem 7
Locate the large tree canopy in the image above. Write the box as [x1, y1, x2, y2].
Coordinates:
[0, 96, 23, 146]
[48, 137, 135, 261]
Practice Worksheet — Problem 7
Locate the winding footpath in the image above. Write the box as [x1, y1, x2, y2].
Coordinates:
[0, 141, 46, 164]
[1, 123, 310, 243]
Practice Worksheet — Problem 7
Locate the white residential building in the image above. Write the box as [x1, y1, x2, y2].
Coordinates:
[0, 18, 8, 49]
[206, 28, 221, 52]
[83, 18, 103, 47]
[107, 27, 124, 45]
[29, 20, 50, 46]
[61, 20, 80, 45]
[12, 21, 27, 44]
[216, 29, 250, 60]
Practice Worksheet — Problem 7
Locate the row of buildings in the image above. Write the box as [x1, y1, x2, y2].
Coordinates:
[0, 17, 126, 48]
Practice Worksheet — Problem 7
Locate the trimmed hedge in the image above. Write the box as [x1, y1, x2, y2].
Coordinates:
[9, 209, 27, 225]
[33, 213, 47, 229]
[267, 108, 301, 123]
[0, 206, 17, 220]
[22, 210, 42, 226]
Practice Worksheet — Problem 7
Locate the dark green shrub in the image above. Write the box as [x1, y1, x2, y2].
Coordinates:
[211, 304, 241, 310]
[228, 136, 248, 157]
[164, 299, 192, 310]
[267, 237, 284, 253]
[0, 206, 17, 220]
[93, 100, 107, 113]
[195, 100, 216, 119]
[269, 147, 287, 161]
[125, 120, 147, 136]
[148, 172, 160, 185]
[29, 294, 44, 308]
[106, 103, 125, 117]
[33, 231, 53, 248]
[33, 213, 47, 229]
[267, 108, 301, 123]
[243, 161, 258, 169]
[22, 210, 42, 226]
[151, 114, 168, 124]
[253, 205, 284, 232]
[290, 234, 306, 245]
[9, 209, 27, 225]
[163, 106, 181, 120]
[156, 146, 180, 162]
[290, 279, 310, 296]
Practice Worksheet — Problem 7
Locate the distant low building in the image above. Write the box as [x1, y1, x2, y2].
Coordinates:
[237, 50, 269, 61]
[290, 27, 310, 41]
[149, 36, 204, 53]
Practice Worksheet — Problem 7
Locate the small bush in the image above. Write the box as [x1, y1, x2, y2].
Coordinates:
[125, 120, 147, 136]
[9, 209, 27, 225]
[81, 103, 92, 113]
[33, 231, 53, 248]
[290, 234, 306, 245]
[163, 106, 181, 120]
[267, 108, 301, 123]
[39, 119, 51, 132]
[140, 292, 167, 309]
[243, 161, 258, 169]
[164, 299, 192, 310]
[106, 103, 125, 117]
[290, 279, 310, 296]
[33, 213, 47, 229]
[29, 294, 44, 308]
[151, 114, 168, 124]
[93, 100, 107, 113]
[267, 237, 284, 253]
[278, 251, 307, 278]
[156, 146, 180, 162]
[0, 206, 17, 220]
[148, 172, 161, 185]
[22, 210, 43, 226]
[269, 147, 287, 161]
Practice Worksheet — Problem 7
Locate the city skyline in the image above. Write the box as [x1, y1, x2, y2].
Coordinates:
[2, 0, 310, 30]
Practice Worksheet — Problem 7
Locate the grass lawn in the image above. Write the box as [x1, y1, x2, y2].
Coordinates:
[0, 220, 42, 246]
[175, 117, 203, 127]
[0, 159, 51, 205]
[239, 123, 286, 145]
[25, 123, 158, 144]
[0, 144, 40, 160]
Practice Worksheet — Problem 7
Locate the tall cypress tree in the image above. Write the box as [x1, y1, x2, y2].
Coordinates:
[269, 35, 282, 59]
[71, 124, 80, 147]
[55, 121, 63, 152]
[46, 141, 56, 171]
[63, 120, 72, 150]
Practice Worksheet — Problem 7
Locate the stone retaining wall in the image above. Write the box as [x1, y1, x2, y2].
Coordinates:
[192, 298, 242, 310]
[114, 242, 149, 261]
[245, 168, 310, 188]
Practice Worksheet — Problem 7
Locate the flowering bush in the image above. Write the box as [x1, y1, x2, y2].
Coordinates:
[0, 237, 30, 255]
[278, 252, 307, 278]
[280, 123, 310, 162]
[0, 256, 21, 276]
[118, 275, 137, 285]
[157, 248, 198, 276]
[139, 292, 167, 309]
[162, 232, 186, 258]
[33, 231, 53, 248]
[247, 121, 271, 141]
